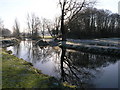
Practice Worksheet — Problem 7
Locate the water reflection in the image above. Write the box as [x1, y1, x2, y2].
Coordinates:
[6, 40, 119, 88]
[59, 47, 119, 88]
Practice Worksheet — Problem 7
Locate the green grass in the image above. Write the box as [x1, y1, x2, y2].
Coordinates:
[1, 49, 65, 88]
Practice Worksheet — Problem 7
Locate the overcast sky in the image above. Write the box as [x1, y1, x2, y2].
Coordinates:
[0, 0, 119, 32]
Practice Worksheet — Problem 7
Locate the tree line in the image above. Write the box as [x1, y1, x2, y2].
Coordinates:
[66, 7, 120, 39]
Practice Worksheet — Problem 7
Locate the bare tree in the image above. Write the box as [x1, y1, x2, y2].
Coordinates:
[45, 19, 55, 38]
[0, 18, 4, 37]
[0, 18, 4, 29]
[52, 17, 61, 38]
[13, 19, 20, 39]
[41, 18, 47, 39]
[0, 19, 12, 38]
[59, 0, 96, 41]
[27, 13, 41, 40]
[41, 18, 55, 38]
[2, 28, 11, 38]
[41, 17, 61, 40]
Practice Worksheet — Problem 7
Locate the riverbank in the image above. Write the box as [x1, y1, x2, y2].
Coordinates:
[1, 49, 75, 88]
[0, 38, 20, 47]
[58, 38, 120, 57]
[36, 38, 120, 57]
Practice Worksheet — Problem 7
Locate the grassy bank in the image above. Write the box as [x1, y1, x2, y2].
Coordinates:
[1, 49, 74, 88]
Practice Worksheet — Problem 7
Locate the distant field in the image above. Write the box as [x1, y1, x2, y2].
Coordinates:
[40, 36, 53, 39]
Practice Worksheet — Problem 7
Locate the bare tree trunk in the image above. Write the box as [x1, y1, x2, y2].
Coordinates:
[60, 1, 66, 41]
[59, 0, 95, 41]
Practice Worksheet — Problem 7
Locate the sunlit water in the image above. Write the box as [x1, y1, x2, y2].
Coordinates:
[6, 40, 120, 88]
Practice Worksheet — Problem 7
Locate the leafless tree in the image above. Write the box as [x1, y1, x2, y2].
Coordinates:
[13, 19, 20, 39]
[0, 19, 4, 33]
[27, 13, 41, 40]
[41, 17, 61, 40]
[41, 18, 56, 38]
[41, 18, 47, 39]
[52, 17, 61, 38]
[59, 0, 96, 41]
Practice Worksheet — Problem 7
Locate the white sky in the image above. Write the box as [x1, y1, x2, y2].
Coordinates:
[0, 0, 119, 32]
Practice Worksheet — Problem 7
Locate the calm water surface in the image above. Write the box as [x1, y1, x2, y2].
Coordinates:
[6, 40, 120, 88]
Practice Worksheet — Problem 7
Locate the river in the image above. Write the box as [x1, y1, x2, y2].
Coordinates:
[6, 40, 120, 88]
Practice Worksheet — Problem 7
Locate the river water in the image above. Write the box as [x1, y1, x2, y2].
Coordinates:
[6, 40, 120, 88]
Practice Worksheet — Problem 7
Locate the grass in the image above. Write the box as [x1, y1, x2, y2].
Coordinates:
[39, 36, 53, 39]
[1, 49, 70, 88]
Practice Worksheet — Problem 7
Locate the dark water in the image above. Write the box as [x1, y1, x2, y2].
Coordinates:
[6, 40, 120, 88]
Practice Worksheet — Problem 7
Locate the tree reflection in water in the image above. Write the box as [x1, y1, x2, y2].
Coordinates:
[59, 47, 119, 88]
